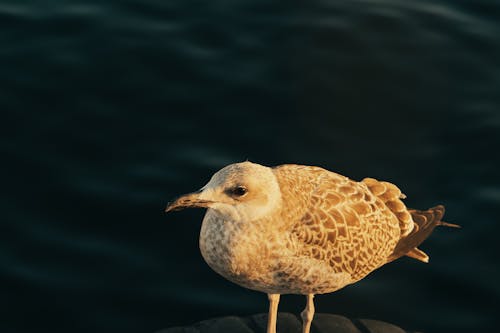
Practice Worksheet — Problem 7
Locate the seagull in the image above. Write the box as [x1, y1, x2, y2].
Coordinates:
[165, 161, 459, 333]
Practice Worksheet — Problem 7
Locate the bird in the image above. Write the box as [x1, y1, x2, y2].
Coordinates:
[165, 161, 459, 333]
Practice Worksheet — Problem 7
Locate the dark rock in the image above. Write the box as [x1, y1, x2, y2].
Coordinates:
[357, 318, 407, 333]
[155, 313, 418, 333]
[312, 314, 362, 333]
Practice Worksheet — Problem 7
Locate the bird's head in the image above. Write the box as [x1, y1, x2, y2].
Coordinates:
[165, 161, 282, 221]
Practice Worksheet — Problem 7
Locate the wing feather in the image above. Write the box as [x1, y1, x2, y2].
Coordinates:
[362, 177, 413, 237]
[274, 166, 401, 280]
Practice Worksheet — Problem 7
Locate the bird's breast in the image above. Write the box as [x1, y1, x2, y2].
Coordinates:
[199, 209, 288, 292]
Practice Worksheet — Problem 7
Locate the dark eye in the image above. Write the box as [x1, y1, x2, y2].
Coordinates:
[230, 185, 248, 197]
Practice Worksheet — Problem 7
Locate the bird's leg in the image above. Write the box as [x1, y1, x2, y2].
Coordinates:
[300, 294, 315, 333]
[267, 293, 280, 333]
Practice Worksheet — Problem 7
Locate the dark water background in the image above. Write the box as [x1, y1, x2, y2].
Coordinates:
[2, 1, 499, 332]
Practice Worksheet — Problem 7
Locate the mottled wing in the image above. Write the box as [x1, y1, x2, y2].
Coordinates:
[281, 167, 401, 281]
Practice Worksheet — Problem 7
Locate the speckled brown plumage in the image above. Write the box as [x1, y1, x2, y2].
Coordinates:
[266, 165, 408, 293]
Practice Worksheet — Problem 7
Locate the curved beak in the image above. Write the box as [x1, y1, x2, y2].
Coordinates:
[164, 191, 214, 212]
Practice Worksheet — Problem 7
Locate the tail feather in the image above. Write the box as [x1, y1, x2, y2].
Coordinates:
[406, 247, 429, 263]
[387, 205, 459, 263]
[437, 221, 461, 228]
